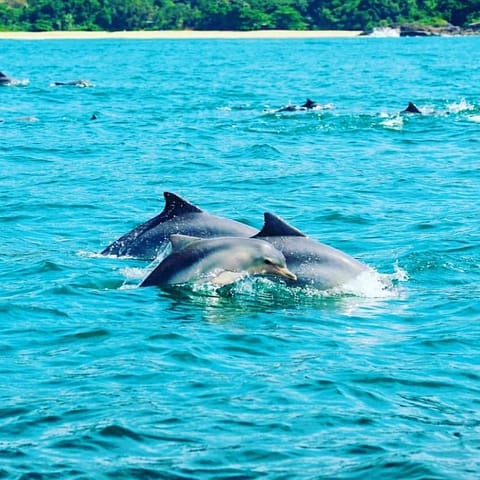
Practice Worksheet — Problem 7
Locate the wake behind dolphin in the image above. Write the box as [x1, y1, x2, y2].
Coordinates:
[254, 213, 370, 291]
[140, 235, 296, 287]
[101, 192, 257, 260]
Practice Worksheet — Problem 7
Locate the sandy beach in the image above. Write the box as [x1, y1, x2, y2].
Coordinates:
[0, 29, 362, 40]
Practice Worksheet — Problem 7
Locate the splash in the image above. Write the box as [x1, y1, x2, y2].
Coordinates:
[381, 115, 403, 130]
[203, 264, 407, 301]
[330, 265, 407, 298]
[4, 79, 29, 86]
[368, 27, 400, 37]
[446, 98, 474, 114]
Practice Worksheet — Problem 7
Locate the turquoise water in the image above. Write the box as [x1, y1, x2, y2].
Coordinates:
[1, 37, 479, 479]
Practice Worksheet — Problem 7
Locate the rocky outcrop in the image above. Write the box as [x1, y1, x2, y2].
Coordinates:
[399, 23, 480, 37]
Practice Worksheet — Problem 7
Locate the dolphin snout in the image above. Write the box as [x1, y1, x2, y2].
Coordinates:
[273, 266, 297, 282]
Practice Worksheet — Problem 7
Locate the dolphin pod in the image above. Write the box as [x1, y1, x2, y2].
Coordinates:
[140, 234, 296, 287]
[253, 213, 370, 290]
[102, 192, 371, 291]
[101, 192, 257, 260]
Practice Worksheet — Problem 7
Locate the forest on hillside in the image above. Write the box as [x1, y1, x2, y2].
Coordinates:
[0, 0, 479, 32]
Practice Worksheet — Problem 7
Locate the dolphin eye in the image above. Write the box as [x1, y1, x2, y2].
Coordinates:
[264, 259, 273, 265]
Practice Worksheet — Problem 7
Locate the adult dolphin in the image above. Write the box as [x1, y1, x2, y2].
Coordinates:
[101, 192, 257, 260]
[253, 213, 370, 290]
[140, 235, 296, 287]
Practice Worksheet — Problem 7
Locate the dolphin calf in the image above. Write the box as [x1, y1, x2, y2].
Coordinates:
[101, 192, 257, 260]
[140, 235, 296, 287]
[253, 213, 370, 290]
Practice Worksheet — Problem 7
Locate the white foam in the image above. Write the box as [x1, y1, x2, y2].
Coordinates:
[121, 267, 147, 280]
[467, 115, 480, 123]
[368, 27, 400, 37]
[447, 98, 474, 114]
[381, 115, 403, 130]
[6, 79, 29, 86]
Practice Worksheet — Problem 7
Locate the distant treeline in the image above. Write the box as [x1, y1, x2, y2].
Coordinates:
[0, 0, 479, 32]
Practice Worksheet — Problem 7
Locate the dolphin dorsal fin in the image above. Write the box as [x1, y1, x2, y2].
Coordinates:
[254, 213, 306, 238]
[0, 72, 7, 78]
[403, 102, 422, 114]
[170, 234, 201, 252]
[158, 192, 203, 222]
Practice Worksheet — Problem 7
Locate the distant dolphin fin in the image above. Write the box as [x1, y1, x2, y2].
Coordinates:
[302, 98, 316, 109]
[402, 102, 422, 114]
[170, 234, 202, 252]
[0, 72, 7, 78]
[253, 213, 306, 238]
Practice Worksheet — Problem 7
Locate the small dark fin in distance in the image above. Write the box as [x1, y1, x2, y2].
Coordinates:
[402, 102, 422, 114]
[253, 213, 306, 238]
[302, 98, 317, 109]
[0, 72, 7, 78]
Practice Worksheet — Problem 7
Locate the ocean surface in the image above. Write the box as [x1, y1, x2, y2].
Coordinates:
[1, 36, 479, 479]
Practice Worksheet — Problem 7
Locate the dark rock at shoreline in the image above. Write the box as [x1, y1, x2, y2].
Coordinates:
[399, 23, 479, 37]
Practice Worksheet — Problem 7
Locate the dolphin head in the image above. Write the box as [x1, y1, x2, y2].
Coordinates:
[244, 240, 297, 281]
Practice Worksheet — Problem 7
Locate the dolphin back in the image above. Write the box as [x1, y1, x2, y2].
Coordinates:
[101, 192, 203, 257]
[255, 213, 368, 290]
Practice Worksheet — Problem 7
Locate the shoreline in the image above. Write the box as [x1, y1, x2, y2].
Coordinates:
[0, 29, 363, 40]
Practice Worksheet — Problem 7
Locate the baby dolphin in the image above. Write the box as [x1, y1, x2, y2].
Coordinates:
[140, 235, 296, 287]
[102, 192, 257, 260]
[254, 213, 370, 290]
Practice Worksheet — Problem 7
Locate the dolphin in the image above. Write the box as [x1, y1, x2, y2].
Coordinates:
[276, 98, 322, 113]
[401, 102, 422, 114]
[253, 213, 370, 290]
[101, 192, 257, 260]
[53, 79, 94, 87]
[140, 234, 297, 287]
